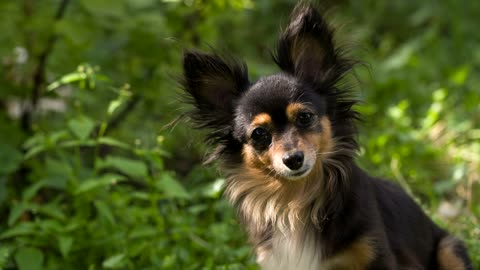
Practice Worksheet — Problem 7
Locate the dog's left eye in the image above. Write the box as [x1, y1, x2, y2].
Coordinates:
[250, 127, 272, 150]
[297, 112, 314, 127]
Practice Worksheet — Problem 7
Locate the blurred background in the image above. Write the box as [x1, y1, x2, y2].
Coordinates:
[0, 0, 479, 269]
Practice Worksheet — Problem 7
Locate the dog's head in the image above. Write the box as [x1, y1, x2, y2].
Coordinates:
[182, 4, 358, 182]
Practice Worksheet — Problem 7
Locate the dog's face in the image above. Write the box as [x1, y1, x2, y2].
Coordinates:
[233, 74, 334, 180]
[182, 4, 357, 181]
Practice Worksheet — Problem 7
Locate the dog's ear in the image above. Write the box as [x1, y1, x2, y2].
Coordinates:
[275, 4, 351, 87]
[182, 51, 249, 136]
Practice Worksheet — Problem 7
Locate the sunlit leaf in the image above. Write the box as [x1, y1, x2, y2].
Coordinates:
[107, 99, 122, 115]
[102, 253, 126, 268]
[449, 65, 469, 85]
[201, 178, 225, 198]
[47, 72, 87, 91]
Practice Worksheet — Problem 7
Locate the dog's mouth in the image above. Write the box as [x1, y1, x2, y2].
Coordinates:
[278, 165, 312, 181]
[291, 168, 309, 177]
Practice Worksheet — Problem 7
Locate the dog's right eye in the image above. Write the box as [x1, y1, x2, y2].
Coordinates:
[251, 127, 272, 149]
[297, 112, 314, 128]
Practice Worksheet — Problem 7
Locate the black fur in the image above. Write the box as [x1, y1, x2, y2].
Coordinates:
[181, 52, 249, 162]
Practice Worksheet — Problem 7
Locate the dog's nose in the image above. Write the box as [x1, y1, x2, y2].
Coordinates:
[282, 151, 304, 170]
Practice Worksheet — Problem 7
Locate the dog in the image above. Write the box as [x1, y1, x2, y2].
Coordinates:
[180, 2, 472, 269]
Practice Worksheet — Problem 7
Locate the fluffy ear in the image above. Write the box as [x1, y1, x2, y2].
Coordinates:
[182, 51, 249, 142]
[275, 4, 352, 87]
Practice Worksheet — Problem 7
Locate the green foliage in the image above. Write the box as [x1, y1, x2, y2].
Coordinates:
[0, 0, 478, 269]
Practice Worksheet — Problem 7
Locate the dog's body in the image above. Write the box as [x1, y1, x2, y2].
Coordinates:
[181, 3, 472, 269]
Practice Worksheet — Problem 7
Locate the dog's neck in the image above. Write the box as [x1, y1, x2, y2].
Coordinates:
[223, 151, 353, 257]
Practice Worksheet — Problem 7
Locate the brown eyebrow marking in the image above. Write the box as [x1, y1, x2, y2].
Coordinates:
[286, 102, 311, 122]
[251, 113, 272, 127]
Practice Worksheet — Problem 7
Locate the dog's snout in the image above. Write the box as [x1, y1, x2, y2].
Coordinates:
[282, 151, 304, 170]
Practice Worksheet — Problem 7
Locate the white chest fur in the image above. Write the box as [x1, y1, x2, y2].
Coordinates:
[258, 229, 321, 270]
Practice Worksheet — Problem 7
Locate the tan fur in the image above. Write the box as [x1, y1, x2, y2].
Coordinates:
[286, 103, 313, 122]
[244, 113, 274, 171]
[438, 237, 466, 270]
[310, 117, 334, 154]
[252, 113, 273, 127]
[323, 237, 376, 270]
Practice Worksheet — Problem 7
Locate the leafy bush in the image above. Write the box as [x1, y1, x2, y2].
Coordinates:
[0, 0, 478, 269]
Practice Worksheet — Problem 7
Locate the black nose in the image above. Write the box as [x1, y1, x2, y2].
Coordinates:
[282, 151, 304, 170]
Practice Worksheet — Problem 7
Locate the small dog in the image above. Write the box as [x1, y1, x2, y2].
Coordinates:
[181, 3, 472, 269]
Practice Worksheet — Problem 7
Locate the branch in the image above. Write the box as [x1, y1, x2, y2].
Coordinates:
[22, 0, 71, 133]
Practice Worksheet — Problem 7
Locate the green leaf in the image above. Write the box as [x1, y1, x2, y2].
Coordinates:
[23, 179, 55, 201]
[449, 65, 469, 86]
[75, 174, 125, 195]
[156, 173, 190, 199]
[38, 204, 66, 221]
[48, 131, 71, 144]
[47, 72, 87, 91]
[201, 178, 225, 198]
[8, 203, 28, 226]
[0, 144, 23, 175]
[59, 139, 97, 148]
[98, 156, 148, 178]
[0, 245, 12, 269]
[127, 0, 156, 9]
[0, 177, 7, 205]
[94, 200, 115, 225]
[14, 247, 44, 270]
[107, 99, 123, 115]
[98, 137, 131, 150]
[58, 236, 74, 258]
[24, 145, 47, 160]
[0, 223, 37, 240]
[23, 133, 46, 149]
[68, 116, 96, 140]
[102, 253, 126, 268]
[54, 20, 92, 47]
[382, 39, 419, 70]
[128, 226, 157, 239]
[23, 132, 69, 158]
[81, 0, 125, 17]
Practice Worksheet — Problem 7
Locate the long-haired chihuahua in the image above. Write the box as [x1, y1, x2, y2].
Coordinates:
[180, 2, 472, 269]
